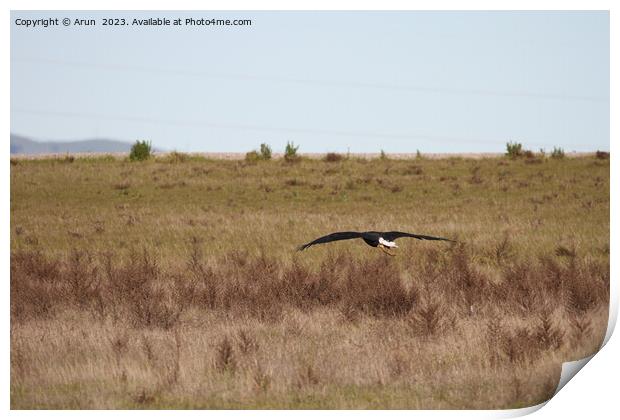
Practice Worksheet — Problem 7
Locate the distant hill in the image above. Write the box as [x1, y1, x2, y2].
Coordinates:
[10, 134, 136, 155]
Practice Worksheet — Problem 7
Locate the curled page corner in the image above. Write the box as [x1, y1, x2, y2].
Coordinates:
[549, 296, 619, 396]
[498, 355, 597, 418]
[554, 355, 595, 396]
[507, 315, 614, 417]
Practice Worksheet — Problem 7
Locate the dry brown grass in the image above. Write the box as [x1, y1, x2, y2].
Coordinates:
[10, 154, 609, 409]
[10, 243, 608, 408]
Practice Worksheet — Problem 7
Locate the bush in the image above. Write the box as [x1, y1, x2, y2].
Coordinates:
[595, 150, 609, 159]
[246, 144, 273, 163]
[129, 140, 152, 162]
[380, 150, 388, 160]
[506, 142, 523, 159]
[245, 150, 260, 163]
[551, 147, 565, 159]
[157, 151, 194, 164]
[284, 141, 300, 163]
[324, 152, 344, 162]
[259, 143, 272, 160]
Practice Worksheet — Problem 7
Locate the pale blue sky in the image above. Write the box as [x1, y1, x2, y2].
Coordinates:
[10, 10, 609, 153]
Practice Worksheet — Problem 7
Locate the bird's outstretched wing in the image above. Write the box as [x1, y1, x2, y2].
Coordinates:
[297, 231, 363, 251]
[382, 231, 455, 242]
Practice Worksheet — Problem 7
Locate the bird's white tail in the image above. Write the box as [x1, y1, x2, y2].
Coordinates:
[378, 237, 398, 248]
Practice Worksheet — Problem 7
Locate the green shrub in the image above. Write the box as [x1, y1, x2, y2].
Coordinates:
[259, 143, 272, 160]
[284, 141, 300, 163]
[505, 142, 523, 159]
[380, 150, 388, 160]
[129, 140, 152, 162]
[246, 143, 272, 163]
[551, 147, 565, 159]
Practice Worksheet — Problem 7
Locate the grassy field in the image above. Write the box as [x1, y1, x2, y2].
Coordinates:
[10, 153, 610, 409]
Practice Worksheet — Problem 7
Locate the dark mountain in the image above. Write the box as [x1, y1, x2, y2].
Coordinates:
[10, 133, 136, 155]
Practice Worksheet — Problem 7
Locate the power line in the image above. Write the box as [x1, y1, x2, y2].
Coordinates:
[11, 56, 609, 103]
[11, 107, 594, 149]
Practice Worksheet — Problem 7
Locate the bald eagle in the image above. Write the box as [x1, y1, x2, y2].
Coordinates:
[298, 231, 454, 256]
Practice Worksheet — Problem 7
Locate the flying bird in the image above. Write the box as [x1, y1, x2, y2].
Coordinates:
[298, 231, 455, 256]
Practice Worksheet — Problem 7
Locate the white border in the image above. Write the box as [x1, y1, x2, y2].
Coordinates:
[4, 1, 616, 419]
